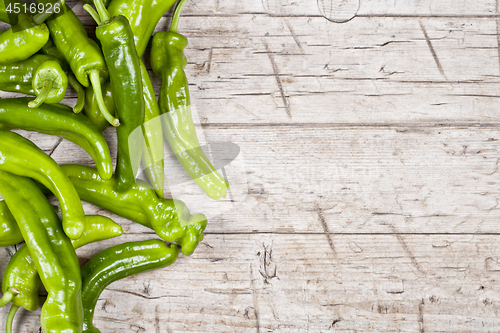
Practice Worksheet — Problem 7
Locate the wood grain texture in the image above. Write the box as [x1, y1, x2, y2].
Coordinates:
[1, 0, 500, 331]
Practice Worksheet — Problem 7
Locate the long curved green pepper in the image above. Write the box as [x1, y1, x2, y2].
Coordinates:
[0, 98, 113, 180]
[84, 81, 115, 132]
[0, 201, 22, 247]
[85, 0, 145, 192]
[58, 164, 206, 256]
[151, 0, 229, 200]
[140, 61, 165, 198]
[35, 0, 119, 126]
[93, 0, 174, 197]
[0, 130, 87, 239]
[0, 54, 67, 107]
[82, 240, 178, 333]
[99, 0, 179, 196]
[0, 172, 83, 333]
[1, 215, 122, 313]
[39, 38, 85, 112]
[95, 0, 175, 198]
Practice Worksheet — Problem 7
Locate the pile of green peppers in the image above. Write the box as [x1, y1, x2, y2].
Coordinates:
[0, 0, 229, 331]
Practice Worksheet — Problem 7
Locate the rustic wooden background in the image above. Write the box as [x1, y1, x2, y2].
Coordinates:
[2, 0, 500, 331]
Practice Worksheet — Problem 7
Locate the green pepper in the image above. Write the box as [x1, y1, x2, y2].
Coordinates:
[56, 164, 206, 256]
[0, 201, 22, 247]
[82, 240, 178, 333]
[140, 61, 164, 198]
[39, 38, 85, 113]
[1, 214, 122, 315]
[0, 201, 60, 247]
[0, 11, 52, 64]
[151, 0, 228, 200]
[0, 98, 113, 180]
[95, 0, 179, 197]
[0, 54, 68, 107]
[0, 130, 88, 239]
[0, 171, 82, 333]
[93, 0, 174, 197]
[85, 0, 145, 192]
[108, 0, 176, 57]
[36, 1, 118, 126]
[84, 81, 115, 132]
[2, 214, 121, 316]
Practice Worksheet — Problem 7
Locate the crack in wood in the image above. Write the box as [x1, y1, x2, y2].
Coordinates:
[497, 0, 500, 75]
[155, 305, 160, 333]
[396, 234, 425, 275]
[259, 244, 278, 282]
[419, 20, 446, 79]
[263, 40, 292, 118]
[316, 203, 337, 256]
[285, 20, 304, 53]
[250, 264, 261, 333]
[106, 288, 188, 300]
[200, 122, 500, 128]
[418, 299, 425, 333]
[48, 137, 64, 157]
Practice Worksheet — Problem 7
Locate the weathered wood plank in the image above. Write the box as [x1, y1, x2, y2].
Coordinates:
[80, 0, 500, 18]
[2, 233, 500, 332]
[3, 13, 500, 125]
[5, 126, 499, 235]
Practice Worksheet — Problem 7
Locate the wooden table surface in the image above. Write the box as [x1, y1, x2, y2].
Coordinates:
[2, 0, 500, 331]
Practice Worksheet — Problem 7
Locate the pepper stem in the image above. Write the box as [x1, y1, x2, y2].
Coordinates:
[32, 0, 66, 25]
[83, 4, 102, 25]
[170, 0, 188, 33]
[94, 0, 110, 24]
[88, 70, 120, 127]
[5, 304, 19, 333]
[68, 74, 85, 113]
[28, 80, 54, 108]
[0, 288, 19, 308]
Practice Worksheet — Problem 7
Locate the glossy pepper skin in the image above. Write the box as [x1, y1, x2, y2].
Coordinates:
[84, 81, 115, 132]
[0, 54, 68, 107]
[106, 0, 177, 58]
[1, 215, 122, 312]
[58, 164, 207, 256]
[139, 61, 165, 198]
[85, 0, 145, 192]
[0, 130, 87, 239]
[151, 31, 229, 200]
[105, 0, 179, 197]
[82, 240, 178, 333]
[0, 201, 22, 247]
[35, 1, 118, 126]
[39, 38, 85, 113]
[0, 172, 83, 333]
[95, 0, 172, 197]
[0, 98, 112, 180]
[0, 13, 50, 64]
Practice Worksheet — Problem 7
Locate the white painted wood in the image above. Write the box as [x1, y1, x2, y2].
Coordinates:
[1, 0, 500, 331]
